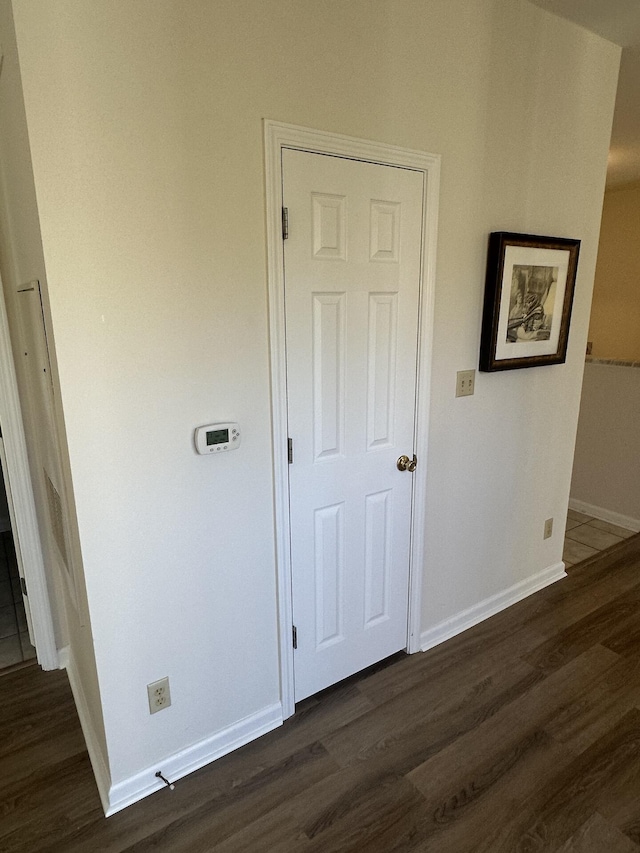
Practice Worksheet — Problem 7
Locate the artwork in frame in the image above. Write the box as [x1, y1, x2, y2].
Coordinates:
[479, 232, 580, 372]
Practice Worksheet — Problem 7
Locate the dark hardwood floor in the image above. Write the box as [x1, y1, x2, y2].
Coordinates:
[3, 533, 640, 851]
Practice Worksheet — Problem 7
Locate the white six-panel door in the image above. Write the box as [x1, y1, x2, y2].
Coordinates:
[283, 149, 424, 701]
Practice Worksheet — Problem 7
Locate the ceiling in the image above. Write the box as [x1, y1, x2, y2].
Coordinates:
[530, 0, 640, 186]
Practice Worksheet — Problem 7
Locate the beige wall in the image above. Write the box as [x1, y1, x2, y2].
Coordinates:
[589, 180, 640, 360]
[6, 0, 619, 809]
[571, 362, 640, 527]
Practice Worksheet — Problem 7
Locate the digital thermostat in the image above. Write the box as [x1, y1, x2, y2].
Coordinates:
[194, 422, 241, 455]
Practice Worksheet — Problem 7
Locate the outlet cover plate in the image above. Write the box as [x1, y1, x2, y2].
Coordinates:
[147, 677, 171, 714]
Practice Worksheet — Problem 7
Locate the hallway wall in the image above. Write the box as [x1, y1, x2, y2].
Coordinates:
[571, 360, 640, 531]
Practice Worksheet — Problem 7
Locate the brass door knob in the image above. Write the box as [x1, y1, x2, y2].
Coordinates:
[397, 454, 417, 472]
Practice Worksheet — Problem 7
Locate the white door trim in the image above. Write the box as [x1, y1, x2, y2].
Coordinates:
[264, 120, 440, 718]
[0, 269, 57, 669]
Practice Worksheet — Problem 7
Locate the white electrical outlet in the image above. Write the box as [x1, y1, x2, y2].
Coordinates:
[456, 369, 475, 397]
[544, 518, 553, 540]
[147, 677, 171, 714]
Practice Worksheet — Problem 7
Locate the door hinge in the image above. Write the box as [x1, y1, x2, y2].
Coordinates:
[282, 207, 289, 240]
[20, 577, 27, 597]
[288, 437, 293, 464]
[292, 625, 298, 649]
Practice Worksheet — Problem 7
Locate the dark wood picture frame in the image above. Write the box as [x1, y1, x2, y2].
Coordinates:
[479, 232, 580, 372]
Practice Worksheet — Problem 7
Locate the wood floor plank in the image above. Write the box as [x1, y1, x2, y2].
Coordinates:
[208, 763, 415, 853]
[603, 626, 640, 658]
[607, 797, 640, 849]
[276, 679, 375, 755]
[544, 654, 640, 756]
[525, 536, 640, 637]
[0, 752, 103, 853]
[407, 644, 618, 795]
[0, 722, 88, 798]
[357, 621, 545, 707]
[556, 813, 640, 853]
[472, 708, 640, 852]
[523, 586, 640, 675]
[119, 741, 336, 853]
[402, 647, 619, 851]
[301, 774, 426, 853]
[322, 657, 543, 769]
[0, 665, 74, 728]
[34, 733, 339, 853]
[409, 729, 573, 853]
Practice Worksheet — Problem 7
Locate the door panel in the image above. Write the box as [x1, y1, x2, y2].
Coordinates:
[283, 149, 423, 701]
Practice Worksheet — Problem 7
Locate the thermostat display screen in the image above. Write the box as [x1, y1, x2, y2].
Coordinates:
[207, 428, 229, 446]
[195, 422, 240, 455]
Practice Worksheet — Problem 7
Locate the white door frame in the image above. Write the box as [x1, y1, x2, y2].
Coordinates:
[264, 120, 440, 718]
[0, 269, 57, 669]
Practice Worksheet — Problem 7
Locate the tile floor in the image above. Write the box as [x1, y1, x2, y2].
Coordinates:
[0, 530, 36, 671]
[564, 508, 636, 567]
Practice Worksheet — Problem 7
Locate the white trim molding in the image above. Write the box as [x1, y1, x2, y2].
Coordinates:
[264, 120, 441, 716]
[420, 563, 567, 653]
[568, 498, 640, 534]
[105, 702, 283, 816]
[64, 647, 283, 816]
[0, 270, 57, 669]
[61, 645, 112, 815]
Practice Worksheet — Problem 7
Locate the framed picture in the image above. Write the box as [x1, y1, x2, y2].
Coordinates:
[479, 232, 580, 372]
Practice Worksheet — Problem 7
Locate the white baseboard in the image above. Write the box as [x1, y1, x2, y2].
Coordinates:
[62, 641, 284, 816]
[420, 562, 567, 653]
[105, 701, 283, 816]
[60, 645, 112, 815]
[568, 498, 640, 534]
